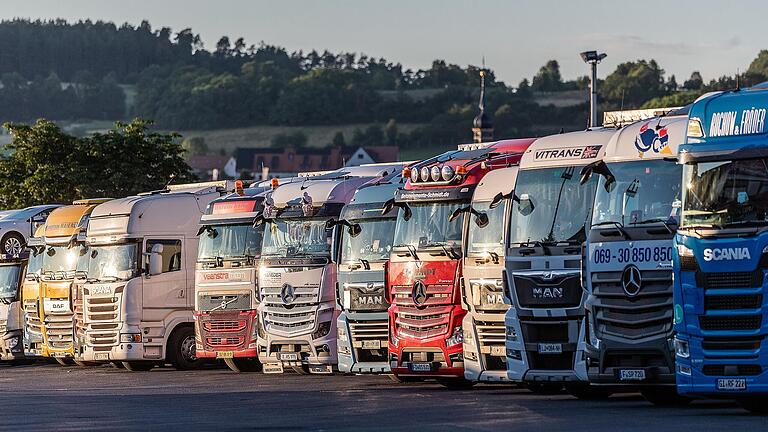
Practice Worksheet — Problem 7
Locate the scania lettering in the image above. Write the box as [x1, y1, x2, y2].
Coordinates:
[335, 172, 405, 373]
[194, 184, 267, 372]
[39, 199, 110, 365]
[80, 182, 234, 371]
[258, 164, 403, 374]
[674, 85, 768, 413]
[461, 164, 529, 382]
[387, 139, 532, 387]
[503, 129, 611, 394]
[583, 110, 688, 404]
[0, 252, 29, 361]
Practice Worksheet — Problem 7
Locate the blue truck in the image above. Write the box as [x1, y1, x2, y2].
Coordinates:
[674, 85, 768, 413]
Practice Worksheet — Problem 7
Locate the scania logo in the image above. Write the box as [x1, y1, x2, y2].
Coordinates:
[412, 281, 427, 306]
[703, 247, 751, 262]
[622, 265, 642, 297]
[280, 283, 296, 305]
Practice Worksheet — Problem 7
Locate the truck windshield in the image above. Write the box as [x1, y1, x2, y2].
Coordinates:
[262, 218, 332, 256]
[198, 224, 263, 260]
[0, 264, 21, 298]
[341, 218, 395, 263]
[87, 244, 139, 281]
[682, 158, 768, 228]
[593, 160, 681, 227]
[509, 166, 597, 245]
[467, 202, 505, 256]
[393, 202, 463, 250]
[27, 248, 43, 277]
[42, 245, 79, 274]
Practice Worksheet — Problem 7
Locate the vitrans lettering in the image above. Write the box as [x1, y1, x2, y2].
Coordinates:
[709, 108, 767, 137]
[533, 145, 602, 161]
[702, 247, 751, 262]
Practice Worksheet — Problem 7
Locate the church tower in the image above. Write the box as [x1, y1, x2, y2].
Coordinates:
[472, 62, 493, 143]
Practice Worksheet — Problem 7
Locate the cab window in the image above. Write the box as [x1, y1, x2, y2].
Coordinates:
[145, 240, 182, 273]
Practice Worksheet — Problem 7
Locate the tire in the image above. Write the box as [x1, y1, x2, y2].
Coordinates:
[291, 365, 309, 375]
[565, 384, 613, 400]
[739, 397, 768, 414]
[224, 357, 262, 373]
[122, 361, 155, 372]
[526, 383, 563, 394]
[54, 357, 73, 366]
[641, 388, 692, 406]
[110, 361, 124, 369]
[388, 374, 421, 383]
[168, 326, 204, 371]
[1, 232, 24, 255]
[437, 378, 476, 390]
[73, 360, 100, 367]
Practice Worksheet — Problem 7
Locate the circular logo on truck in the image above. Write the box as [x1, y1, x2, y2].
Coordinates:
[412, 280, 427, 306]
[621, 265, 642, 297]
[280, 283, 296, 305]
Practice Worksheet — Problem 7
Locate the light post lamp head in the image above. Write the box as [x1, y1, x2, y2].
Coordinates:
[580, 51, 607, 64]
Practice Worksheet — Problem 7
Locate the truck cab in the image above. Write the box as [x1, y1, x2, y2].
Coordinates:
[504, 129, 611, 393]
[258, 165, 402, 374]
[0, 252, 29, 361]
[80, 182, 233, 371]
[584, 110, 687, 403]
[674, 86, 768, 413]
[387, 139, 531, 387]
[335, 173, 403, 374]
[22, 226, 45, 358]
[194, 184, 267, 372]
[39, 199, 110, 365]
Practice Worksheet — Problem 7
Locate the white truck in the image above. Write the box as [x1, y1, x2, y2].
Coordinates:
[0, 252, 29, 362]
[257, 165, 402, 374]
[503, 129, 612, 395]
[80, 181, 234, 371]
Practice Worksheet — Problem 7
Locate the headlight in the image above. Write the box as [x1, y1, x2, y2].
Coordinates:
[420, 167, 430, 182]
[674, 337, 690, 358]
[463, 327, 474, 345]
[430, 166, 441, 182]
[588, 315, 600, 349]
[687, 118, 704, 138]
[312, 321, 332, 340]
[410, 167, 420, 183]
[762, 245, 768, 254]
[337, 326, 348, 342]
[441, 165, 454, 181]
[445, 326, 463, 347]
[391, 335, 399, 348]
[119, 333, 142, 343]
[676, 244, 694, 257]
[505, 325, 517, 341]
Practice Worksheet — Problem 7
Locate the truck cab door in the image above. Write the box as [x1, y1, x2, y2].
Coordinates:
[142, 238, 187, 322]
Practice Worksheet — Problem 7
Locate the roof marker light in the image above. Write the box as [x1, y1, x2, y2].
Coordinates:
[235, 180, 244, 196]
[271, 178, 279, 189]
[455, 166, 467, 175]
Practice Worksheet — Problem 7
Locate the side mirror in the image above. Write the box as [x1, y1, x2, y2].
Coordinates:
[78, 246, 88, 257]
[402, 204, 412, 221]
[474, 212, 489, 228]
[448, 206, 468, 223]
[489, 192, 505, 209]
[253, 214, 265, 227]
[517, 193, 534, 216]
[381, 198, 395, 216]
[579, 164, 594, 185]
[46, 247, 55, 257]
[348, 223, 362, 237]
[325, 219, 338, 231]
[148, 243, 163, 276]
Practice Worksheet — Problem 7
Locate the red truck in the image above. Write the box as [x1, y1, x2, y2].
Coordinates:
[385, 139, 533, 387]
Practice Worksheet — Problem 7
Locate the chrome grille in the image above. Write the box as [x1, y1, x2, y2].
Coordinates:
[43, 307, 75, 350]
[0, 319, 6, 334]
[260, 286, 320, 336]
[591, 269, 672, 340]
[476, 320, 506, 347]
[23, 299, 42, 341]
[349, 319, 388, 344]
[84, 289, 121, 349]
[200, 313, 250, 351]
[393, 305, 452, 339]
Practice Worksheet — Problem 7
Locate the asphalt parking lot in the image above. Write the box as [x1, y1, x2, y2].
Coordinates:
[1, 362, 767, 432]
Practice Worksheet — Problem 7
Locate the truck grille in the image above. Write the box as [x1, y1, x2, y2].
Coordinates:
[349, 319, 388, 362]
[84, 289, 122, 349]
[198, 293, 251, 312]
[702, 364, 762, 376]
[0, 319, 6, 334]
[513, 273, 582, 308]
[23, 299, 42, 341]
[696, 271, 762, 289]
[260, 286, 320, 336]
[74, 287, 86, 340]
[705, 294, 763, 310]
[475, 320, 506, 371]
[699, 315, 762, 331]
[43, 308, 74, 350]
[393, 305, 452, 339]
[200, 312, 251, 351]
[591, 269, 672, 340]
[702, 337, 762, 352]
[527, 352, 575, 370]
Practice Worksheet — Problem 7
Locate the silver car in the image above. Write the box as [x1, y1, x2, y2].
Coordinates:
[0, 205, 61, 254]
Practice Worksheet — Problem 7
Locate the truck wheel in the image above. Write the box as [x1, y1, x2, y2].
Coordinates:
[641, 388, 692, 406]
[73, 360, 100, 367]
[291, 365, 309, 374]
[224, 357, 262, 373]
[526, 383, 563, 394]
[1, 232, 24, 255]
[122, 361, 155, 371]
[110, 361, 124, 369]
[437, 378, 476, 390]
[388, 374, 420, 383]
[565, 384, 613, 400]
[54, 357, 73, 366]
[168, 326, 204, 370]
[740, 397, 768, 414]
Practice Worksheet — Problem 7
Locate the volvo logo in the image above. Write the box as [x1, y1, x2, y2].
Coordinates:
[412, 280, 427, 306]
[280, 283, 296, 305]
[622, 265, 642, 297]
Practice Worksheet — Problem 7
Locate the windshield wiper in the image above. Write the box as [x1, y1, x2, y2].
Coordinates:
[720, 220, 768, 229]
[592, 221, 630, 239]
[393, 244, 420, 261]
[424, 243, 460, 259]
[98, 276, 119, 283]
[630, 218, 677, 234]
[359, 258, 371, 270]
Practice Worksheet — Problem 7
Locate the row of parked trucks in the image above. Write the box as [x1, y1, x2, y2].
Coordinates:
[2, 85, 768, 412]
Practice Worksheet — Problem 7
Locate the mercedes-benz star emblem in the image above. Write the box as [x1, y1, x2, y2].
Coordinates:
[412, 280, 427, 306]
[622, 265, 642, 297]
[280, 283, 296, 305]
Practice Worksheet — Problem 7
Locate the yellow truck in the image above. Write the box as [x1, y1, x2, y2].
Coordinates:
[39, 199, 109, 365]
[22, 225, 45, 358]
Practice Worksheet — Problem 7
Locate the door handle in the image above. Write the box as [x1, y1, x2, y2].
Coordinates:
[178, 289, 185, 298]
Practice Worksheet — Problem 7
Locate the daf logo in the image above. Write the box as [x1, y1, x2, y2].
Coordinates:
[280, 283, 296, 305]
[412, 280, 427, 306]
[622, 265, 642, 297]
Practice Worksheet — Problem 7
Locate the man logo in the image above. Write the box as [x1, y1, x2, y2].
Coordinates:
[622, 265, 642, 297]
[280, 283, 296, 305]
[412, 280, 427, 306]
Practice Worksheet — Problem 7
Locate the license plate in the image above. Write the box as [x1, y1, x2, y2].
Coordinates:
[717, 378, 747, 391]
[362, 340, 381, 350]
[490, 346, 505, 356]
[308, 364, 333, 374]
[263, 362, 284, 374]
[216, 351, 234, 359]
[51, 352, 67, 358]
[619, 369, 646, 381]
[279, 352, 299, 361]
[538, 343, 562, 354]
[94, 353, 109, 361]
[409, 362, 433, 372]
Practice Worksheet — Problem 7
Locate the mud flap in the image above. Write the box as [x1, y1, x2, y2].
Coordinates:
[308, 364, 333, 374]
[263, 362, 285, 374]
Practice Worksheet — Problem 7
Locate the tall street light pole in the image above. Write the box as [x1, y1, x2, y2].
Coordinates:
[580, 50, 607, 128]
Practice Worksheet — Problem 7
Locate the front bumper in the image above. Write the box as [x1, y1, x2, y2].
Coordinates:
[1, 330, 24, 361]
[195, 310, 259, 360]
[586, 336, 675, 386]
[463, 312, 511, 382]
[337, 311, 389, 374]
[258, 330, 338, 373]
[388, 309, 465, 379]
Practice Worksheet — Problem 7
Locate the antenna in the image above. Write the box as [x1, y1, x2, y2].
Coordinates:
[478, 56, 486, 113]
[164, 173, 176, 189]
